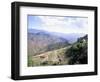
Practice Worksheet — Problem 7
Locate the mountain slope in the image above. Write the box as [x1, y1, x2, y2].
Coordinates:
[28, 29, 69, 56]
[28, 46, 71, 66]
[66, 35, 88, 64]
[28, 34, 88, 66]
[28, 29, 86, 43]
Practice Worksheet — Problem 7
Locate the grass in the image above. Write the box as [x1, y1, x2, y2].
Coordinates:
[28, 46, 71, 67]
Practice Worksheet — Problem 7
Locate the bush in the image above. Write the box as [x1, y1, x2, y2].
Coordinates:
[65, 39, 88, 64]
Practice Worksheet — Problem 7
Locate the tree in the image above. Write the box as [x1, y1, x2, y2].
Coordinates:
[65, 36, 88, 64]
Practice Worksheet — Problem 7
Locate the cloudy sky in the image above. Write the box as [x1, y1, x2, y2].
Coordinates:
[28, 15, 88, 34]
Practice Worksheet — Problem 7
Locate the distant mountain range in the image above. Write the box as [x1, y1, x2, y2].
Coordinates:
[28, 29, 87, 43]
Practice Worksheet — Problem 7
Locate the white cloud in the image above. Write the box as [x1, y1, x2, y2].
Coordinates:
[34, 16, 88, 34]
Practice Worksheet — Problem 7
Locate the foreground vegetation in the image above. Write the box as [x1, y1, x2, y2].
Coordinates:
[66, 35, 88, 64]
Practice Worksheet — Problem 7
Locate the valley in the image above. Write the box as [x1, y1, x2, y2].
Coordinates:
[28, 29, 88, 67]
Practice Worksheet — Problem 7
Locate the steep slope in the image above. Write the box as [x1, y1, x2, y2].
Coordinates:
[28, 29, 69, 56]
[66, 35, 88, 64]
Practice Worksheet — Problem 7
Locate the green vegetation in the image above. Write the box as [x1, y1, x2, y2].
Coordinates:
[28, 34, 88, 67]
[66, 35, 88, 64]
[28, 47, 70, 67]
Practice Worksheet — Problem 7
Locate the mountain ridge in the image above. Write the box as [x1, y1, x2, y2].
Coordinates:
[28, 29, 87, 43]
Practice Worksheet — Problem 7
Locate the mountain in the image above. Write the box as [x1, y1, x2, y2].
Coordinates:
[50, 32, 86, 43]
[28, 29, 88, 65]
[28, 29, 69, 56]
[28, 29, 86, 44]
[28, 34, 88, 66]
[77, 35, 88, 42]
[66, 34, 88, 64]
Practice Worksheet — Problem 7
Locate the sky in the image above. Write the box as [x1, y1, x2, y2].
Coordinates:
[28, 15, 88, 34]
